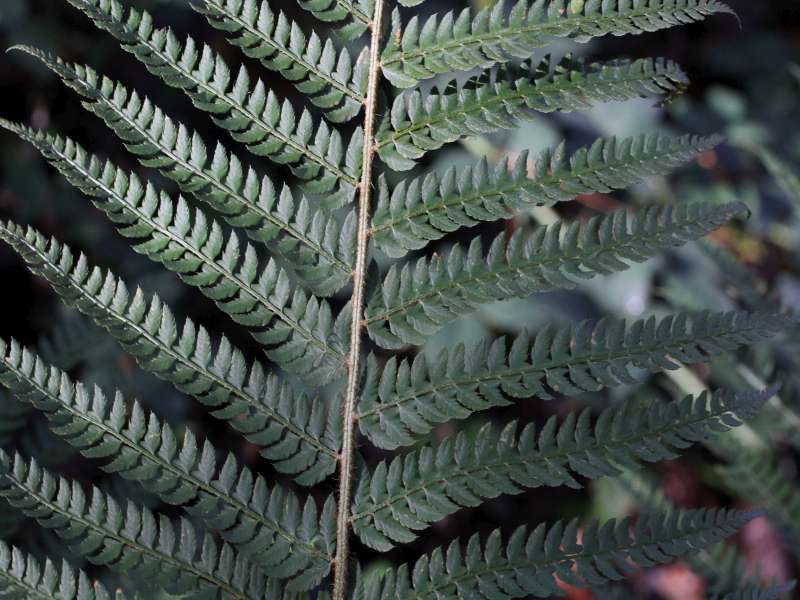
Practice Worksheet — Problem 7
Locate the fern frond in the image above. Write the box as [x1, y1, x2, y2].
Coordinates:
[0, 338, 336, 589]
[37, 315, 110, 371]
[66, 0, 361, 207]
[352, 388, 772, 550]
[373, 133, 721, 257]
[381, 0, 734, 88]
[377, 56, 688, 171]
[716, 441, 800, 551]
[296, 0, 373, 40]
[194, 0, 369, 122]
[1, 122, 349, 380]
[370, 508, 757, 599]
[714, 583, 798, 600]
[0, 221, 341, 485]
[614, 467, 754, 595]
[359, 310, 788, 449]
[0, 451, 267, 599]
[0, 540, 124, 600]
[14, 46, 356, 296]
[366, 203, 746, 349]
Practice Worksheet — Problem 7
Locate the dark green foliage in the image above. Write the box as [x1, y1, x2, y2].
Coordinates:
[359, 310, 788, 449]
[377, 56, 688, 171]
[353, 388, 774, 550]
[0, 540, 124, 600]
[365, 203, 747, 348]
[367, 509, 758, 599]
[0, 0, 783, 598]
[372, 134, 722, 257]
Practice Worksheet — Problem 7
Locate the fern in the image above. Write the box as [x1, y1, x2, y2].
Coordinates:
[377, 56, 688, 171]
[366, 508, 758, 599]
[381, 0, 735, 87]
[11, 46, 356, 296]
[0, 123, 349, 380]
[359, 310, 787, 448]
[0, 337, 335, 589]
[613, 466, 763, 595]
[65, 0, 363, 208]
[0, 221, 341, 485]
[352, 388, 773, 550]
[0, 540, 124, 600]
[2, 0, 782, 599]
[373, 133, 721, 256]
[195, 0, 369, 122]
[365, 203, 747, 348]
[0, 451, 271, 599]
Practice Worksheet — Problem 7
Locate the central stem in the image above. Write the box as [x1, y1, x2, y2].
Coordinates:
[333, 3, 386, 599]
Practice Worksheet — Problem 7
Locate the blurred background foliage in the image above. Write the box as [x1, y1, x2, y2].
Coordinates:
[2, 0, 800, 598]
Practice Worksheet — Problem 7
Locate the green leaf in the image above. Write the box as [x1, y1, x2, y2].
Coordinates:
[13, 45, 356, 297]
[716, 438, 800, 557]
[65, 0, 361, 208]
[358, 311, 789, 449]
[0, 121, 349, 381]
[0, 540, 125, 600]
[366, 203, 747, 349]
[381, 0, 735, 88]
[296, 0, 373, 40]
[0, 221, 341, 486]
[377, 56, 689, 171]
[352, 387, 773, 550]
[373, 134, 721, 257]
[371, 508, 759, 599]
[0, 451, 263, 599]
[194, 0, 369, 122]
[0, 338, 336, 590]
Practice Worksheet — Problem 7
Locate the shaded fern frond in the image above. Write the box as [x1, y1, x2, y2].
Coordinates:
[195, 0, 369, 122]
[366, 203, 746, 349]
[352, 388, 772, 550]
[0, 451, 266, 599]
[66, 0, 362, 207]
[0, 337, 336, 589]
[0, 122, 348, 380]
[297, 0, 373, 40]
[614, 467, 755, 595]
[716, 441, 800, 551]
[359, 310, 788, 449]
[14, 46, 356, 297]
[369, 509, 757, 599]
[0, 540, 124, 600]
[715, 583, 798, 600]
[381, 0, 734, 88]
[373, 133, 721, 257]
[377, 56, 688, 171]
[0, 221, 341, 485]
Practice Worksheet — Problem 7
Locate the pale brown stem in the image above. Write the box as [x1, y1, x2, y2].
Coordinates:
[332, 3, 386, 600]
